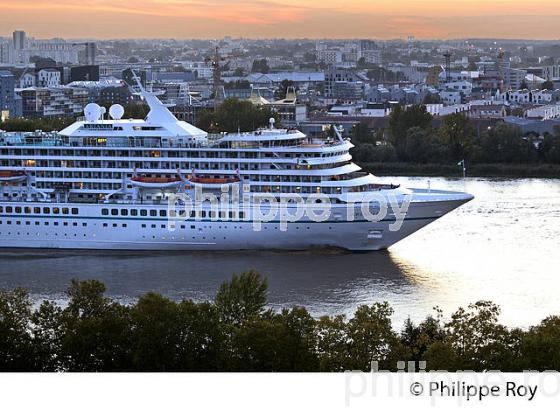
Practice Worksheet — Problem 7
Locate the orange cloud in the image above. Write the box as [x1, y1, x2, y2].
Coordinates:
[1, 0, 560, 39]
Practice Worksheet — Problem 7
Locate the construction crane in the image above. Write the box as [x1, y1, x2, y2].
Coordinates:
[497, 49, 506, 92]
[205, 46, 227, 110]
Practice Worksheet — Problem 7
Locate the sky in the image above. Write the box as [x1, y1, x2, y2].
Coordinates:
[1, 0, 560, 40]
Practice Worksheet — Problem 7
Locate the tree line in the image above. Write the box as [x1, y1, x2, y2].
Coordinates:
[1, 271, 559, 372]
[351, 105, 560, 165]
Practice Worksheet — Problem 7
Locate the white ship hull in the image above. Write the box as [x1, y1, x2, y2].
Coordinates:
[0, 190, 471, 251]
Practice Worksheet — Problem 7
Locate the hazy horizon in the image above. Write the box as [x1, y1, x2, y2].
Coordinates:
[2, 0, 560, 40]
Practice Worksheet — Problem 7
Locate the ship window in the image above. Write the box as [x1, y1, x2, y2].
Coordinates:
[103, 223, 108, 227]
[159, 210, 166, 217]
[141, 224, 146, 228]
[161, 224, 166, 229]
[62, 208, 69, 215]
[150, 210, 157, 217]
[35, 221, 39, 226]
[72, 208, 78, 215]
[122, 224, 127, 228]
[102, 209, 108, 215]
[113, 223, 117, 227]
[15, 207, 21, 213]
[53, 208, 60, 214]
[73, 222, 77, 227]
[151, 224, 156, 228]
[44, 222, 49, 226]
[6, 206, 12, 213]
[63, 222, 68, 226]
[111, 209, 118, 216]
[24, 207, 31, 214]
[34, 207, 40, 214]
[140, 210, 147, 216]
[43, 207, 50, 214]
[131, 209, 138, 216]
[121, 209, 128, 216]
[54, 222, 58, 226]
[82, 223, 87, 227]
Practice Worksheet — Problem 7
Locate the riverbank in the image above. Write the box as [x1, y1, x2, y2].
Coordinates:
[360, 162, 560, 178]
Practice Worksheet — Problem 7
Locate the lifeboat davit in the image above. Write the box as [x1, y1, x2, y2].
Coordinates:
[0, 170, 27, 183]
[131, 175, 184, 189]
[188, 176, 241, 188]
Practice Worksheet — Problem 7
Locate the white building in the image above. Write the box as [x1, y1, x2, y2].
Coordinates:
[18, 72, 35, 88]
[37, 69, 61, 87]
[439, 90, 462, 105]
[526, 104, 560, 120]
[443, 80, 473, 95]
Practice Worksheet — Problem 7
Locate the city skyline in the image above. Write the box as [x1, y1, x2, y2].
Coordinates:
[2, 0, 560, 40]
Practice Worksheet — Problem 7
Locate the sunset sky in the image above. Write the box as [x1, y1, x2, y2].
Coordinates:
[1, 0, 560, 40]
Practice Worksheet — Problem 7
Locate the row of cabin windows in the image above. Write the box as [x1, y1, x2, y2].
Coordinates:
[0, 206, 79, 215]
[0, 220, 85, 227]
[101, 208, 245, 219]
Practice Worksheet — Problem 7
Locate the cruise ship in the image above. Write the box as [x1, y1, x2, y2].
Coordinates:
[0, 80, 473, 251]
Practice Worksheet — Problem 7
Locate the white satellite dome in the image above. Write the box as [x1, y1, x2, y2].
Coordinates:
[109, 104, 125, 120]
[84, 103, 102, 122]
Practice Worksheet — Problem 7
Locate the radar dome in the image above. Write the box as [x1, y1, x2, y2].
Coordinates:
[84, 103, 102, 122]
[109, 104, 125, 120]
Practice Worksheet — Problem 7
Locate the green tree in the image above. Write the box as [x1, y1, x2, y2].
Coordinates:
[0, 117, 76, 132]
[387, 105, 433, 160]
[0, 289, 36, 371]
[437, 113, 476, 161]
[350, 122, 371, 144]
[541, 80, 554, 90]
[444, 301, 520, 371]
[59, 279, 133, 371]
[520, 316, 560, 371]
[176, 300, 225, 371]
[351, 143, 397, 163]
[404, 126, 448, 163]
[346, 303, 397, 371]
[251, 59, 270, 73]
[478, 124, 537, 163]
[316, 315, 350, 371]
[539, 130, 560, 164]
[196, 98, 278, 133]
[215, 270, 268, 326]
[130, 292, 181, 371]
[231, 307, 318, 371]
[233, 67, 246, 77]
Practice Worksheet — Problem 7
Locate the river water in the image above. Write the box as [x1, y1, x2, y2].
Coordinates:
[0, 177, 559, 328]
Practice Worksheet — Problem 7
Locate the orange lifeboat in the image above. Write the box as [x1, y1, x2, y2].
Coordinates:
[0, 170, 27, 183]
[131, 175, 183, 189]
[188, 176, 241, 188]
